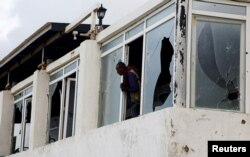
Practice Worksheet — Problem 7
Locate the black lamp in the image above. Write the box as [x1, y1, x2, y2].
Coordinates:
[97, 4, 107, 26]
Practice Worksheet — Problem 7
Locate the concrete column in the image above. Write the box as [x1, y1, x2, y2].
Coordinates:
[29, 70, 49, 150]
[174, 0, 188, 107]
[0, 91, 14, 156]
[75, 40, 101, 136]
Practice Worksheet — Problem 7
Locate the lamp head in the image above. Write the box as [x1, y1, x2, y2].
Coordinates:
[97, 4, 107, 26]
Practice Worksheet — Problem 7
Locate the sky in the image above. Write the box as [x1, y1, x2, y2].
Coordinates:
[0, 0, 149, 60]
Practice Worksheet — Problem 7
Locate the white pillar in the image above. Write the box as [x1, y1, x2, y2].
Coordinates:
[0, 90, 14, 156]
[75, 40, 101, 136]
[29, 70, 49, 150]
[174, 0, 188, 107]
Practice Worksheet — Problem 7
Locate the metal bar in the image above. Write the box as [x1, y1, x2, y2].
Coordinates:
[65, 3, 101, 34]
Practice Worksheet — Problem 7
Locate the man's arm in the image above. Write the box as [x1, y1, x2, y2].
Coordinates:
[127, 72, 139, 92]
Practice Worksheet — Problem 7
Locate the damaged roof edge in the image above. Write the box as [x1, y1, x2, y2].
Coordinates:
[96, 0, 172, 44]
[0, 22, 53, 67]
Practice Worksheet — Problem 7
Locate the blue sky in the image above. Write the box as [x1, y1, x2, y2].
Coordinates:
[0, 0, 148, 60]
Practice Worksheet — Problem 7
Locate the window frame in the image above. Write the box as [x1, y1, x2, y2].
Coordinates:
[100, 1, 176, 124]
[13, 85, 33, 152]
[187, 0, 248, 113]
[190, 15, 245, 112]
[48, 59, 79, 141]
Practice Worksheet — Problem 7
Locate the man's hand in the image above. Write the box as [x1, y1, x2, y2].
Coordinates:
[120, 83, 128, 91]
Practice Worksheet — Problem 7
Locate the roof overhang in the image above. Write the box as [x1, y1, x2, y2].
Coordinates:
[0, 22, 91, 90]
[0, 23, 52, 67]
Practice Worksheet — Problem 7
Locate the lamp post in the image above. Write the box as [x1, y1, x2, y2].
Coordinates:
[97, 4, 107, 26]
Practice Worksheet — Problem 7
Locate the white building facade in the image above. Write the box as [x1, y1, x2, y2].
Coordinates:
[0, 0, 250, 157]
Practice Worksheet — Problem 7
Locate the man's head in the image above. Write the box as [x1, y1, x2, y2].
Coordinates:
[116, 61, 126, 75]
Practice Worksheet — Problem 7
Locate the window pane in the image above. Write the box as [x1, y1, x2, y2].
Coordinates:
[100, 48, 123, 126]
[64, 61, 77, 75]
[50, 69, 63, 82]
[23, 98, 32, 151]
[146, 3, 175, 28]
[193, 1, 246, 15]
[13, 101, 22, 152]
[14, 92, 23, 101]
[66, 80, 76, 138]
[48, 81, 62, 143]
[125, 22, 144, 40]
[24, 87, 32, 96]
[143, 19, 175, 114]
[14, 101, 23, 123]
[193, 20, 242, 111]
[102, 35, 123, 52]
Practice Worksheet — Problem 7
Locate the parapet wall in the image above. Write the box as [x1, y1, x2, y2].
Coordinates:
[7, 108, 250, 157]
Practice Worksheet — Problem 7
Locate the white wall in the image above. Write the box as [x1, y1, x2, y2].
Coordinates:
[75, 40, 101, 135]
[29, 70, 49, 149]
[168, 108, 250, 156]
[6, 108, 250, 157]
[0, 91, 14, 156]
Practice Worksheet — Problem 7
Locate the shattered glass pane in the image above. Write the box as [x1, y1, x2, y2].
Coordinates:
[143, 18, 175, 114]
[194, 20, 242, 111]
[100, 48, 122, 126]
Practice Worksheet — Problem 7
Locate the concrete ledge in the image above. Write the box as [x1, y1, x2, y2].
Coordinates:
[46, 48, 80, 74]
[6, 108, 250, 157]
[11, 75, 33, 94]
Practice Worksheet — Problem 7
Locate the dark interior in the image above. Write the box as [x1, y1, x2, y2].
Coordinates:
[127, 36, 143, 75]
[0, 23, 91, 90]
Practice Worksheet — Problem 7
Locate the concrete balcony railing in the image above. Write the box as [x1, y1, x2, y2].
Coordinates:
[6, 108, 250, 157]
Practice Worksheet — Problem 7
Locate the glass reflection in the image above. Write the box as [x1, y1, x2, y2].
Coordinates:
[100, 48, 123, 126]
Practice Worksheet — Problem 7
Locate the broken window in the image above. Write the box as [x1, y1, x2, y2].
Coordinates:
[48, 60, 78, 143]
[143, 18, 175, 114]
[100, 2, 176, 126]
[12, 86, 32, 153]
[191, 16, 245, 112]
[100, 48, 123, 126]
[100, 36, 143, 124]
